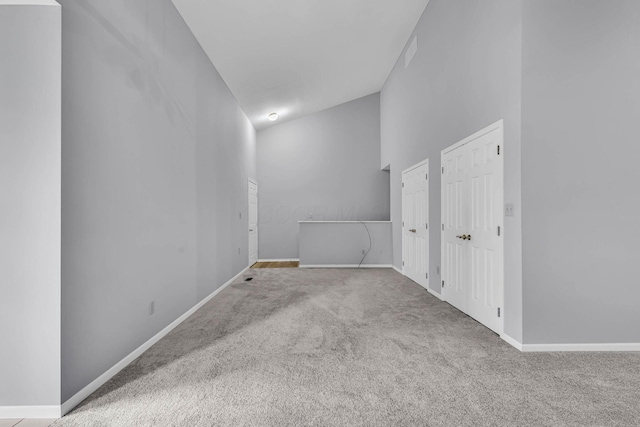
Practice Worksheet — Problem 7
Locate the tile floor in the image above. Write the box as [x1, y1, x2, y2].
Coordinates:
[0, 420, 56, 427]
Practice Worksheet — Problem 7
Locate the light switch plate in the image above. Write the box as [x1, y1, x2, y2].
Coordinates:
[505, 203, 515, 217]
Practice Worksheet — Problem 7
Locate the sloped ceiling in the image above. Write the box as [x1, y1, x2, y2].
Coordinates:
[172, 0, 430, 129]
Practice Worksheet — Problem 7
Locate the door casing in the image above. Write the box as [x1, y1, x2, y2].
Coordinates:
[248, 178, 258, 266]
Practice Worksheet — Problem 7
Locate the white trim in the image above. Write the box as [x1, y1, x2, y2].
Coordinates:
[499, 335, 640, 352]
[426, 287, 444, 301]
[0, 405, 61, 419]
[299, 264, 393, 269]
[401, 157, 430, 175]
[256, 258, 299, 263]
[298, 221, 391, 224]
[441, 119, 504, 155]
[60, 266, 250, 416]
[391, 264, 442, 303]
[501, 334, 523, 351]
[521, 343, 640, 352]
[0, 1, 60, 6]
[248, 178, 258, 266]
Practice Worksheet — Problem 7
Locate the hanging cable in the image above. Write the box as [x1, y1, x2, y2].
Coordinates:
[358, 221, 372, 268]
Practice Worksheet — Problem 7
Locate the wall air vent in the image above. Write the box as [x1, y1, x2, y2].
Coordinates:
[405, 35, 418, 68]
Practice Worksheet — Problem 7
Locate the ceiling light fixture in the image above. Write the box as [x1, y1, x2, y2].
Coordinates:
[268, 112, 279, 122]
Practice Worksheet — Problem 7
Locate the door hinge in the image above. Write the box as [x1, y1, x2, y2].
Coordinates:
[442, 280, 445, 287]
[402, 261, 405, 266]
[442, 167, 444, 174]
[497, 145, 501, 155]
[441, 224, 444, 231]
[497, 307, 501, 318]
[402, 221, 404, 227]
[497, 226, 501, 236]
[402, 182, 405, 188]
[425, 223, 428, 229]
[425, 173, 428, 180]
[426, 272, 428, 279]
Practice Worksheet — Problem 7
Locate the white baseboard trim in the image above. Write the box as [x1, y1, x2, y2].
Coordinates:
[0, 405, 61, 419]
[426, 287, 444, 301]
[60, 265, 250, 417]
[389, 266, 443, 300]
[298, 264, 393, 269]
[257, 258, 300, 263]
[521, 342, 640, 352]
[501, 333, 523, 351]
[499, 335, 640, 352]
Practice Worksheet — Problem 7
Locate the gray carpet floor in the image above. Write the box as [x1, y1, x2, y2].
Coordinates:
[54, 268, 640, 426]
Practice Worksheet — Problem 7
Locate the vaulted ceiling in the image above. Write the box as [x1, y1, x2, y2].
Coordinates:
[172, 0, 430, 129]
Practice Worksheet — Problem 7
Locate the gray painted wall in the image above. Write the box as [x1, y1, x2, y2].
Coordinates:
[257, 94, 389, 259]
[299, 222, 392, 266]
[380, 0, 523, 341]
[522, 0, 640, 344]
[60, 0, 256, 401]
[0, 2, 61, 406]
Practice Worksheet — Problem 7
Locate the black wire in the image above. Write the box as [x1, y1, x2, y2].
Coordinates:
[358, 221, 372, 268]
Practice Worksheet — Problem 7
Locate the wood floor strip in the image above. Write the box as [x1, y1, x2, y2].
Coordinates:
[251, 261, 298, 269]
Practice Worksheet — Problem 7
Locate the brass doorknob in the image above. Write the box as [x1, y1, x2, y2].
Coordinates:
[409, 229, 417, 233]
[467, 234, 472, 241]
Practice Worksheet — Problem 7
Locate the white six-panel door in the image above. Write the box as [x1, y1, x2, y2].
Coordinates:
[467, 129, 504, 333]
[441, 121, 504, 335]
[402, 160, 429, 290]
[248, 179, 258, 266]
[442, 149, 468, 313]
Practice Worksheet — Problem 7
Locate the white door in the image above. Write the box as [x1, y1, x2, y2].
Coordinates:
[441, 121, 504, 335]
[402, 160, 429, 290]
[466, 129, 503, 333]
[248, 179, 258, 266]
[441, 148, 468, 313]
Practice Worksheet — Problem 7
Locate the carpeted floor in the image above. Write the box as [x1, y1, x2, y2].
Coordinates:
[54, 268, 640, 426]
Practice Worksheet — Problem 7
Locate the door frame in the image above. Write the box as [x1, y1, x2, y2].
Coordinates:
[441, 120, 504, 155]
[440, 119, 504, 334]
[401, 158, 429, 288]
[248, 178, 258, 266]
